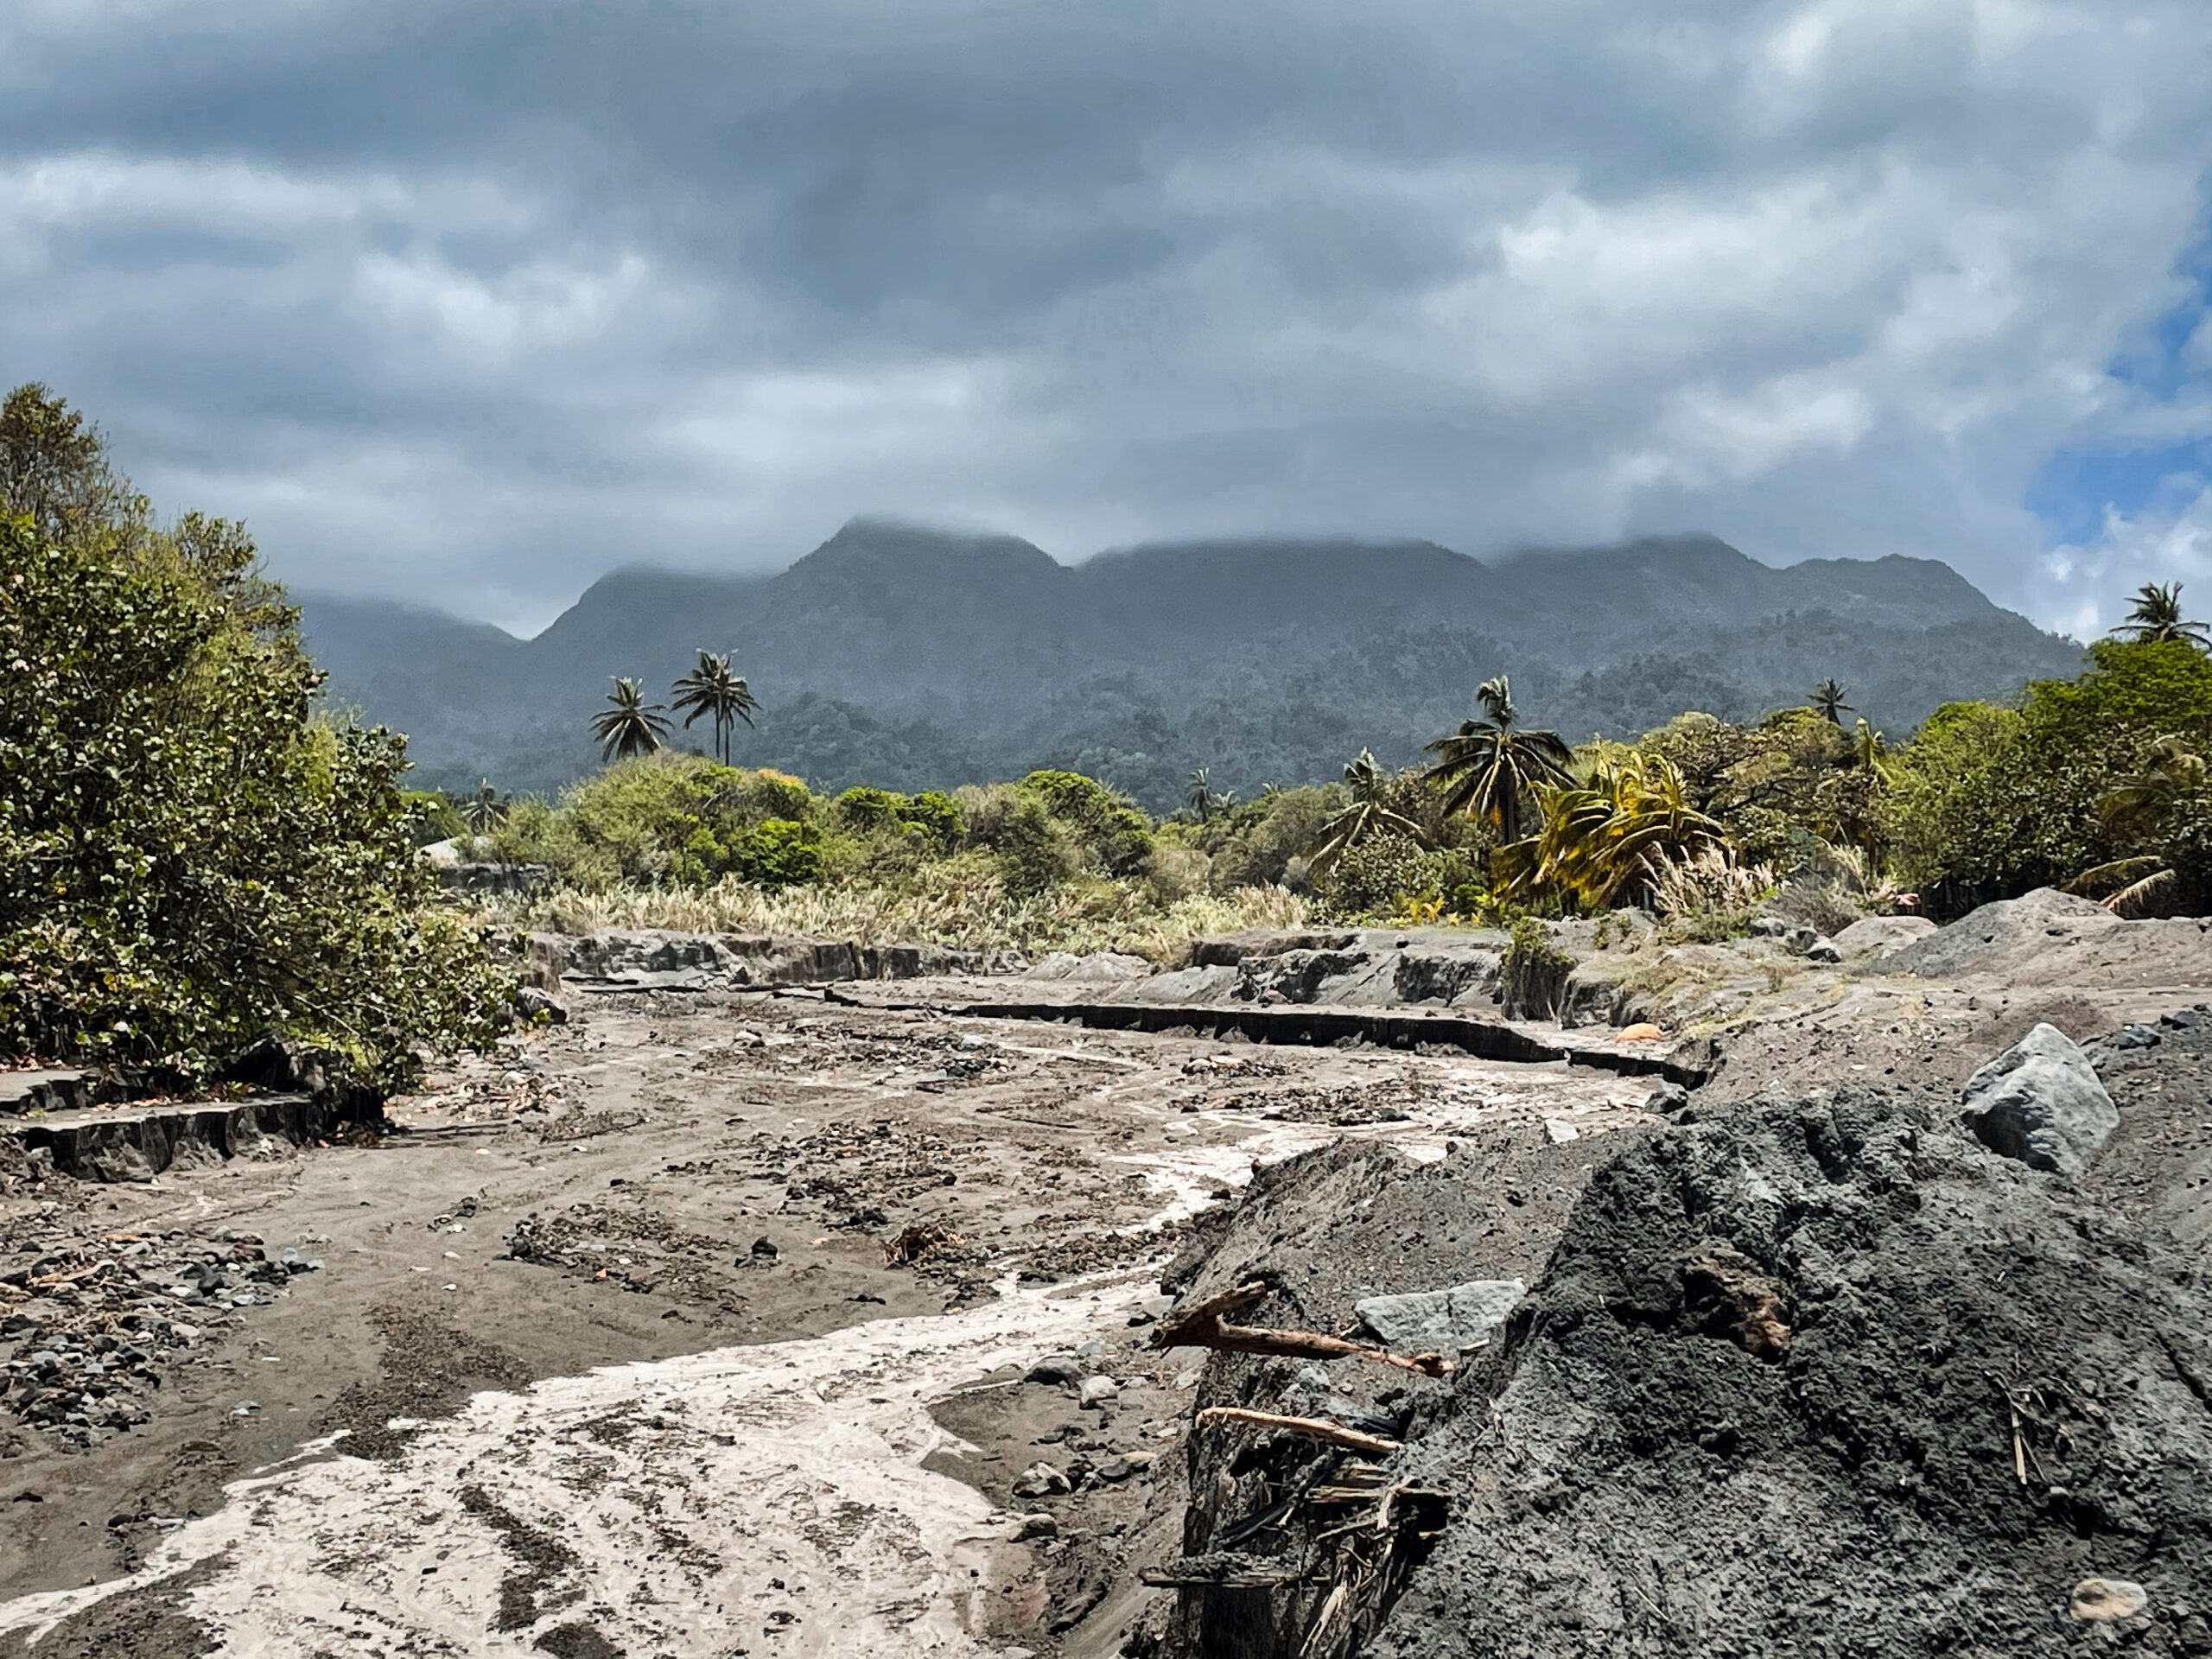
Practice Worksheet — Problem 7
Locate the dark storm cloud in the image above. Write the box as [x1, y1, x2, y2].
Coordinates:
[2, 0, 2209, 632]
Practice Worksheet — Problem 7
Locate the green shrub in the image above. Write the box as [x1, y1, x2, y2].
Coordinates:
[728, 818, 825, 888]
[1016, 769, 1154, 874]
[982, 795, 1084, 896]
[898, 789, 963, 850]
[1891, 642, 2212, 914]
[1318, 832, 1427, 918]
[0, 504, 505, 1090]
[834, 785, 903, 830]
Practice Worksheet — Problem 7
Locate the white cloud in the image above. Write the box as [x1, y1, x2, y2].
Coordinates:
[2038, 483, 2212, 636]
[0, 0, 2207, 636]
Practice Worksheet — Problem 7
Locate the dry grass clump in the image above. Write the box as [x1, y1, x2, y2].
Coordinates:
[495, 874, 1309, 964]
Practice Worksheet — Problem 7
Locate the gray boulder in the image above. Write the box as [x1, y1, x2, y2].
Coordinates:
[1829, 915, 1937, 958]
[1356, 1280, 1527, 1351]
[1958, 1022, 2118, 1175]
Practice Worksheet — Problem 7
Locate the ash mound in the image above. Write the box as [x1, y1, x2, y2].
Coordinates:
[1160, 1090, 2212, 1658]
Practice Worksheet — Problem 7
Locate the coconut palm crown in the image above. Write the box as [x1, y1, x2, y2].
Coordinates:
[671, 649, 760, 764]
[1422, 676, 1574, 844]
[2115, 582, 2210, 648]
[1305, 749, 1426, 875]
[591, 677, 671, 762]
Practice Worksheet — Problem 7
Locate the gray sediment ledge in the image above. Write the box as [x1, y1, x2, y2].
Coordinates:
[3, 1094, 327, 1183]
[938, 998, 1708, 1084]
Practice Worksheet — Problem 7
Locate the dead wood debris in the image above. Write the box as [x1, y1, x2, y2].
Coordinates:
[1154, 1281, 1453, 1376]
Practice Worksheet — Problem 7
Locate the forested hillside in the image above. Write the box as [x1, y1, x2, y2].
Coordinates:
[302, 519, 2084, 806]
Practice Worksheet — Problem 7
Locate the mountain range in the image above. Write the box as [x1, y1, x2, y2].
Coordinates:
[299, 519, 2087, 810]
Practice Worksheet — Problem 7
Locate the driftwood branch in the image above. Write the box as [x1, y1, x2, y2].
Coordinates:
[1154, 1281, 1452, 1377]
[1196, 1407, 1402, 1458]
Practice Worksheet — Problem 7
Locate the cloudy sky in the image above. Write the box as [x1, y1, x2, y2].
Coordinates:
[3, 0, 2209, 635]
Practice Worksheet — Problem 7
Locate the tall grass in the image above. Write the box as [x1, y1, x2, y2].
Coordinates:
[490, 874, 1312, 965]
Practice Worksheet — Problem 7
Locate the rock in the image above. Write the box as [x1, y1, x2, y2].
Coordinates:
[1025, 1356, 1082, 1387]
[1748, 917, 1790, 939]
[1785, 926, 1821, 954]
[1012, 1461, 1071, 1498]
[1643, 1082, 1692, 1115]
[1024, 951, 1151, 983]
[1074, 1339, 1106, 1358]
[1958, 1023, 2118, 1175]
[2162, 1008, 2203, 1029]
[1877, 887, 2119, 977]
[2072, 1579, 2149, 1621]
[1077, 1376, 1120, 1409]
[1803, 938, 1843, 964]
[1543, 1119, 1580, 1144]
[1829, 915, 1937, 957]
[1356, 1280, 1527, 1351]
[514, 986, 569, 1025]
[1014, 1512, 1058, 1541]
[747, 1237, 779, 1261]
[2110, 1023, 2162, 1051]
[1616, 1022, 1664, 1043]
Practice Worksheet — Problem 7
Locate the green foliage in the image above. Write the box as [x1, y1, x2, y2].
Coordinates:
[1316, 831, 1428, 917]
[1890, 641, 2212, 913]
[404, 789, 467, 847]
[0, 499, 505, 1089]
[1017, 769, 1154, 874]
[727, 818, 824, 888]
[1495, 753, 1724, 911]
[836, 785, 963, 849]
[967, 791, 1085, 897]
[494, 754, 825, 888]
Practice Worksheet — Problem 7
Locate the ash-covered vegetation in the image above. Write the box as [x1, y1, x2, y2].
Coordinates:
[0, 385, 510, 1091]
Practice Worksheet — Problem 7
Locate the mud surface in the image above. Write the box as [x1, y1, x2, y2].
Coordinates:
[0, 982, 1647, 1656]
[6, 900, 2212, 1659]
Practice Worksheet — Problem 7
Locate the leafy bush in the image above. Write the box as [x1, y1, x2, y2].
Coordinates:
[1317, 832, 1427, 918]
[0, 494, 505, 1089]
[1015, 769, 1154, 874]
[1890, 642, 2212, 914]
[727, 818, 824, 888]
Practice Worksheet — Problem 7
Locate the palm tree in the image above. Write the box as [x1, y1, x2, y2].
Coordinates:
[462, 780, 508, 836]
[591, 677, 670, 762]
[1306, 749, 1425, 875]
[1493, 753, 1723, 909]
[1422, 676, 1574, 844]
[1186, 767, 1223, 823]
[1808, 679, 1853, 724]
[2115, 582, 2210, 648]
[671, 649, 760, 764]
[2099, 734, 2205, 837]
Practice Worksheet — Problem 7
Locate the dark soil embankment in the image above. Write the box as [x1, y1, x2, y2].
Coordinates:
[1154, 1089, 2212, 1658]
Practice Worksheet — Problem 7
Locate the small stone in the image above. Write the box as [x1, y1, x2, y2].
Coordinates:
[1012, 1461, 1071, 1498]
[1074, 1340, 1106, 1358]
[1077, 1376, 1120, 1409]
[1804, 938, 1843, 964]
[2110, 1024, 2162, 1051]
[2072, 1579, 2149, 1622]
[747, 1237, 779, 1262]
[1014, 1512, 1058, 1541]
[1025, 1356, 1082, 1387]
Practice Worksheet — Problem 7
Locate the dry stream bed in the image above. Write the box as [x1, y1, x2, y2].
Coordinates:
[0, 986, 1655, 1658]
